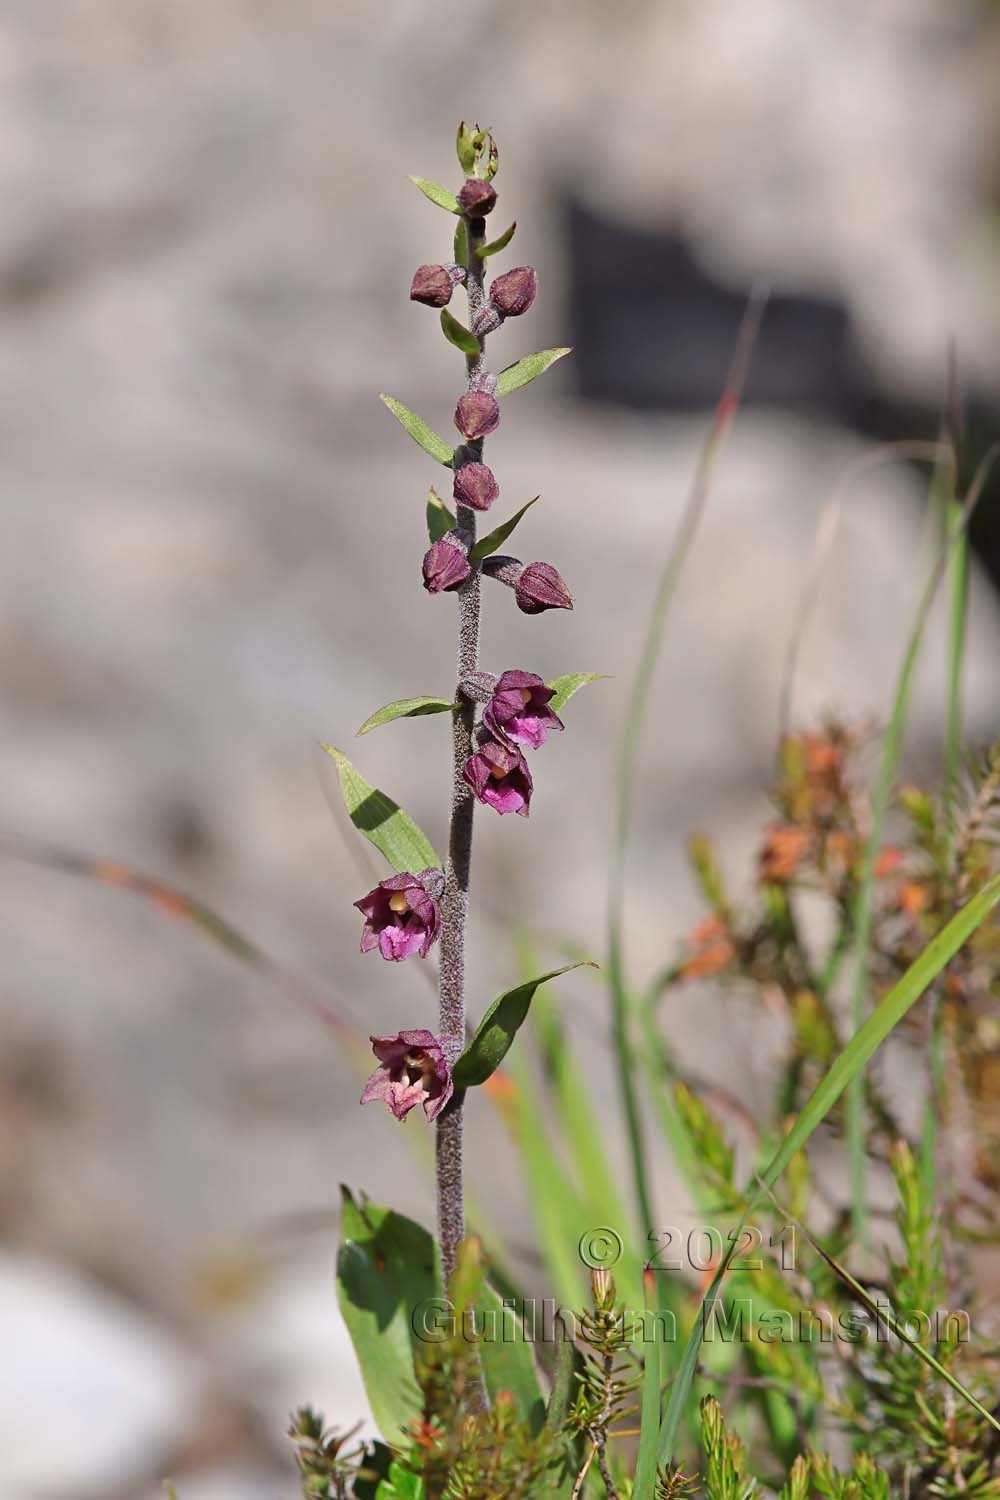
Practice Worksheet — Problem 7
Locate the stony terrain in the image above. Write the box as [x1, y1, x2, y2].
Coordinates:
[1, 2, 999, 1495]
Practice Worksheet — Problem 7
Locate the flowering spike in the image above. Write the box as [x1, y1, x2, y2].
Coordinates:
[422, 530, 472, 594]
[354, 869, 444, 960]
[361, 1030, 453, 1121]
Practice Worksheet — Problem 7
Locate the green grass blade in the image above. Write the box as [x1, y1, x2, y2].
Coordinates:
[657, 871, 1000, 1465]
[845, 446, 996, 1246]
[607, 287, 768, 1238]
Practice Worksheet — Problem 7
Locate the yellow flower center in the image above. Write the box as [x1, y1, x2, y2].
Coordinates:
[388, 891, 410, 914]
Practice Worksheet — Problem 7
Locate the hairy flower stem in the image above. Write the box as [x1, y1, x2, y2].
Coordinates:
[436, 211, 487, 1287]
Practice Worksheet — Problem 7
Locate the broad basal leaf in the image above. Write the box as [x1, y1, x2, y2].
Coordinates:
[357, 697, 456, 736]
[336, 1190, 440, 1446]
[380, 395, 454, 467]
[546, 673, 606, 714]
[468, 498, 538, 565]
[426, 488, 457, 542]
[322, 746, 439, 872]
[440, 309, 481, 356]
[408, 176, 460, 215]
[453, 963, 594, 1089]
[496, 348, 572, 398]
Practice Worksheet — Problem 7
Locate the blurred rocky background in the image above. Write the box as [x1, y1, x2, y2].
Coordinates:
[2, 1, 1000, 1495]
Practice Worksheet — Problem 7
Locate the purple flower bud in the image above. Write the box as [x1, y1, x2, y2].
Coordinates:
[422, 530, 472, 593]
[354, 868, 444, 961]
[516, 561, 574, 614]
[481, 556, 575, 614]
[484, 670, 564, 751]
[409, 263, 464, 308]
[454, 390, 500, 440]
[457, 178, 497, 217]
[360, 1029, 453, 1122]
[453, 460, 500, 512]
[463, 737, 533, 816]
[490, 267, 537, 318]
[472, 305, 503, 338]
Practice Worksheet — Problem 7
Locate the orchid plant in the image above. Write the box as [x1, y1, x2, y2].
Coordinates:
[323, 123, 595, 1289]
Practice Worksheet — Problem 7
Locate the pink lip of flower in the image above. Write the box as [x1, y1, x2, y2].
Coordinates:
[360, 1029, 454, 1122]
[483, 669, 564, 751]
[463, 737, 533, 816]
[354, 869, 445, 961]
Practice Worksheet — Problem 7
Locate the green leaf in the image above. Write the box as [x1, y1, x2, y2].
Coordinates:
[467, 498, 538, 565]
[475, 1282, 546, 1429]
[336, 1189, 439, 1447]
[376, 1463, 425, 1500]
[408, 176, 460, 215]
[656, 870, 1000, 1466]
[321, 746, 439, 872]
[477, 221, 517, 258]
[439, 308, 481, 356]
[453, 963, 593, 1090]
[380, 394, 454, 467]
[357, 697, 456, 736]
[496, 348, 572, 398]
[546, 673, 606, 714]
[453, 217, 468, 266]
[426, 487, 457, 542]
[456, 122, 476, 175]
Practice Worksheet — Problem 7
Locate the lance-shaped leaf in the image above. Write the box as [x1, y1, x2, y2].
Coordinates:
[380, 394, 454, 467]
[408, 176, 460, 214]
[450, 1235, 545, 1429]
[336, 1189, 439, 1446]
[546, 673, 606, 714]
[357, 697, 457, 736]
[497, 347, 572, 398]
[322, 746, 439, 872]
[453, 963, 594, 1089]
[468, 497, 538, 565]
[440, 309, 481, 356]
[477, 221, 517, 259]
[426, 487, 457, 542]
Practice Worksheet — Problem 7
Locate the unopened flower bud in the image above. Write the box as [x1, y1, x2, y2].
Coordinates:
[422, 530, 471, 594]
[454, 390, 500, 440]
[453, 460, 499, 512]
[457, 178, 497, 217]
[490, 266, 537, 318]
[516, 560, 574, 614]
[481, 556, 574, 614]
[409, 263, 465, 308]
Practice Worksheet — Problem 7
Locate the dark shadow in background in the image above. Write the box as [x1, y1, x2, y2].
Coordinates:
[566, 198, 1000, 594]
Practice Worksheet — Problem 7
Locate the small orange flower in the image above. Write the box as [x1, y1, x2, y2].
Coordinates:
[896, 881, 929, 917]
[759, 824, 811, 883]
[679, 916, 735, 980]
[873, 847, 904, 878]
